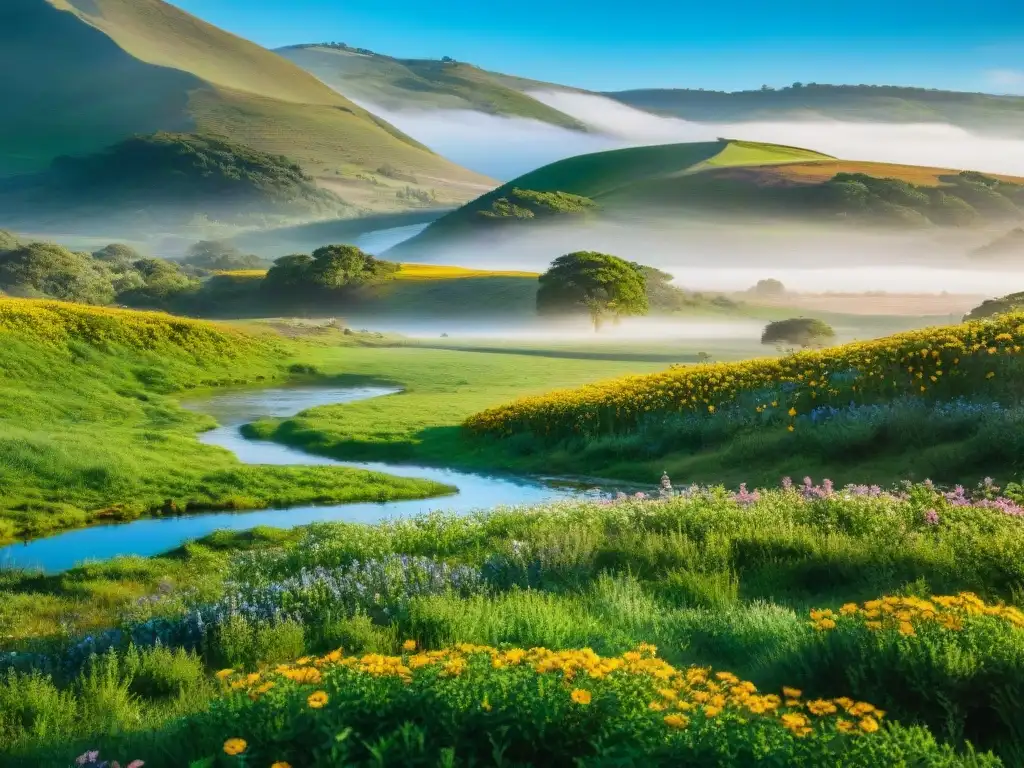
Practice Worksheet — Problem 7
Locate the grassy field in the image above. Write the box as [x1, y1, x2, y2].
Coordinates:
[1, 297, 1023, 765]
[2, 0, 490, 206]
[3, 487, 1023, 765]
[0, 298, 682, 543]
[0, 300, 457, 543]
[277, 45, 586, 130]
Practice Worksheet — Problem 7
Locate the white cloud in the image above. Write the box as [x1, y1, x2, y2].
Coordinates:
[985, 69, 1024, 94]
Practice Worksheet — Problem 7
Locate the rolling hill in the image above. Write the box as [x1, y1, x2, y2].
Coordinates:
[0, 132, 351, 232]
[277, 44, 587, 131]
[0, 0, 493, 209]
[605, 85, 1024, 138]
[388, 139, 1024, 258]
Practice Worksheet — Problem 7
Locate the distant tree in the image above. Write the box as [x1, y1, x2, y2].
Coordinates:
[93, 243, 143, 266]
[537, 252, 649, 332]
[441, 56, 457, 63]
[0, 242, 114, 305]
[749, 278, 787, 297]
[183, 240, 265, 271]
[792, 82, 804, 89]
[761, 318, 835, 349]
[119, 258, 198, 305]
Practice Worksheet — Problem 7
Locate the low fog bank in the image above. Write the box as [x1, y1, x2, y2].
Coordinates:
[390, 219, 1024, 296]
[356, 92, 1024, 180]
[339, 314, 766, 341]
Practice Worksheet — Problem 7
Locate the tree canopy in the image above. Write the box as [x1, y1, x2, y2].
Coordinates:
[182, 241, 266, 272]
[537, 252, 649, 331]
[761, 318, 836, 349]
[263, 244, 399, 296]
[0, 240, 198, 308]
[749, 278, 786, 297]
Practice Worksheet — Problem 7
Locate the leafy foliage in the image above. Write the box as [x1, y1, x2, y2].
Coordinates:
[478, 188, 596, 222]
[762, 318, 837, 349]
[263, 245, 399, 297]
[0, 240, 198, 308]
[182, 241, 267, 272]
[1, 133, 348, 229]
[537, 252, 649, 330]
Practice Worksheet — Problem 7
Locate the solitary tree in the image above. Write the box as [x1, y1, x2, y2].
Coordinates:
[761, 318, 836, 349]
[537, 252, 649, 331]
[749, 278, 787, 297]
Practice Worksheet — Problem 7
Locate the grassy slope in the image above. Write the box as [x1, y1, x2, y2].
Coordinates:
[277, 46, 587, 130]
[387, 141, 729, 256]
[606, 85, 1024, 137]
[1, 0, 491, 204]
[241, 311, 952, 480]
[0, 300, 452, 543]
[390, 138, 1024, 258]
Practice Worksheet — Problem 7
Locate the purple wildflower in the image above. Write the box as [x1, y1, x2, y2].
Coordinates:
[781, 476, 793, 491]
[924, 509, 940, 525]
[730, 483, 761, 507]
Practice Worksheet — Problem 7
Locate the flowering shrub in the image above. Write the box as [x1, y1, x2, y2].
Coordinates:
[775, 592, 1024, 764]
[466, 313, 1024, 440]
[88, 645, 997, 767]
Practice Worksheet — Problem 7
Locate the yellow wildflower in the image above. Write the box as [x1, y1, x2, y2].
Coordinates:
[571, 688, 592, 705]
[307, 690, 329, 709]
[859, 716, 880, 733]
[223, 738, 247, 756]
[402, 639, 417, 652]
[663, 713, 690, 729]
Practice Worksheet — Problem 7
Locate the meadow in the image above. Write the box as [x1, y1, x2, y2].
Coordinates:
[3, 485, 1023, 765]
[2, 298, 1024, 766]
[0, 298, 666, 542]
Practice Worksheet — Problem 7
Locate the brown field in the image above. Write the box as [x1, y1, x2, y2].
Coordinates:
[742, 292, 985, 317]
[708, 161, 1024, 188]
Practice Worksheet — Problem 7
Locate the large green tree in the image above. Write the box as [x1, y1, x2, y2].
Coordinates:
[262, 245, 398, 296]
[537, 252, 649, 331]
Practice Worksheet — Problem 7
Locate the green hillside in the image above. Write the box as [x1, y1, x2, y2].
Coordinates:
[606, 84, 1024, 138]
[0, 0, 492, 207]
[277, 44, 587, 130]
[390, 139, 1024, 258]
[0, 133, 351, 231]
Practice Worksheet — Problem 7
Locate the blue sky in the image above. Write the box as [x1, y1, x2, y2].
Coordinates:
[170, 0, 1024, 93]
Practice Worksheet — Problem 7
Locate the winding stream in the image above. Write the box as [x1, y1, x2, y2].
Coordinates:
[0, 387, 595, 574]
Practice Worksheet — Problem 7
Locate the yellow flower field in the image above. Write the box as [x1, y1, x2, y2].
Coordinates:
[466, 313, 1024, 439]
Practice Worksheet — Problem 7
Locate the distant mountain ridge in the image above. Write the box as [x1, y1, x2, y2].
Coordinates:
[276, 43, 587, 130]
[604, 85, 1024, 138]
